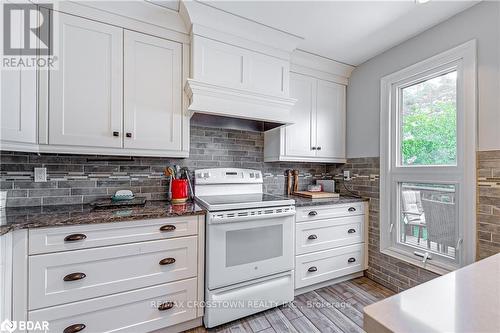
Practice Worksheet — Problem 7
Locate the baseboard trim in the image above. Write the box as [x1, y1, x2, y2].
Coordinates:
[294, 271, 364, 296]
[150, 317, 202, 333]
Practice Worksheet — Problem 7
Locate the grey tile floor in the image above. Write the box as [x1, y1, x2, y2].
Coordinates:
[185, 277, 395, 333]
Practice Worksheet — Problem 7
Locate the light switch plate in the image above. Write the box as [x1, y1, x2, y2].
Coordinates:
[34, 167, 47, 182]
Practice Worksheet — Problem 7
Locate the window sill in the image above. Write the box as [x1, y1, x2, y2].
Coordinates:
[380, 247, 456, 276]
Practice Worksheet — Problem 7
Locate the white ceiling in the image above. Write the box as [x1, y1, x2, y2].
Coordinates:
[199, 0, 478, 66]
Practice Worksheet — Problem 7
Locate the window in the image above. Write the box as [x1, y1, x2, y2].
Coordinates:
[380, 41, 477, 273]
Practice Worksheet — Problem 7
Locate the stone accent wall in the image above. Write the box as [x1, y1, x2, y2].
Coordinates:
[477, 150, 500, 259]
[0, 126, 329, 207]
[329, 153, 500, 292]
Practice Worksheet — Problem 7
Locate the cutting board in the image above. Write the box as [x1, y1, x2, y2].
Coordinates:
[293, 191, 339, 199]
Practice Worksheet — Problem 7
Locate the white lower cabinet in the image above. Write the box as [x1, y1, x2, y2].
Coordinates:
[295, 244, 365, 289]
[294, 203, 368, 292]
[22, 216, 204, 332]
[29, 278, 197, 333]
[29, 236, 197, 310]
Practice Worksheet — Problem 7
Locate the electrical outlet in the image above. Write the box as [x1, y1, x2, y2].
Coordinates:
[34, 167, 47, 182]
[343, 170, 351, 181]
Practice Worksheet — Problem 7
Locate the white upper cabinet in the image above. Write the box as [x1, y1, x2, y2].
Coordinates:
[315, 79, 346, 159]
[264, 51, 353, 163]
[49, 14, 123, 148]
[284, 73, 316, 158]
[0, 7, 37, 147]
[123, 31, 182, 151]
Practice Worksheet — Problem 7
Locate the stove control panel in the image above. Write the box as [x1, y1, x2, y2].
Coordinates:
[195, 168, 263, 184]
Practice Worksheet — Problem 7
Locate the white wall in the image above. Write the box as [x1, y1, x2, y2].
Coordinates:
[347, 1, 500, 158]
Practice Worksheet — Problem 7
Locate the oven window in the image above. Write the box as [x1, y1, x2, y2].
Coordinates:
[226, 225, 283, 267]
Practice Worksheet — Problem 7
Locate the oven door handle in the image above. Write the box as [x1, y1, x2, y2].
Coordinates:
[209, 208, 296, 224]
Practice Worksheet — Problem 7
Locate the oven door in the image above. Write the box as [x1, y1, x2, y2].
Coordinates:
[206, 206, 295, 290]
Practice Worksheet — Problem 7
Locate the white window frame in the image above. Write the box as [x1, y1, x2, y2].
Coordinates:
[380, 40, 477, 274]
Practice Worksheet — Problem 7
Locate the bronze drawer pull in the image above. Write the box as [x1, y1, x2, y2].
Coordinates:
[158, 302, 175, 311]
[159, 258, 176, 265]
[64, 234, 87, 242]
[159, 225, 176, 232]
[348, 207, 356, 212]
[308, 266, 318, 272]
[63, 324, 86, 333]
[348, 228, 356, 234]
[63, 272, 86, 281]
[308, 234, 318, 240]
[308, 211, 318, 216]
[348, 257, 356, 263]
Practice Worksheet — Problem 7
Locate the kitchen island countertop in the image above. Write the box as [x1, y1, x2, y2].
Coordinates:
[363, 253, 500, 333]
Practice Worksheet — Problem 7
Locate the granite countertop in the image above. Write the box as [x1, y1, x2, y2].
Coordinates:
[288, 195, 368, 207]
[0, 200, 205, 236]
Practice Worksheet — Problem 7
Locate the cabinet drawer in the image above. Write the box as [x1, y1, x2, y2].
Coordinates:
[29, 278, 198, 333]
[296, 202, 365, 222]
[296, 215, 364, 255]
[29, 216, 198, 254]
[29, 236, 197, 310]
[295, 243, 365, 289]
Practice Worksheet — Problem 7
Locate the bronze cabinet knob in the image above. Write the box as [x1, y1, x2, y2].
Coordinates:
[348, 257, 356, 263]
[347, 228, 356, 234]
[308, 234, 318, 240]
[63, 272, 86, 281]
[159, 258, 176, 265]
[112, 131, 119, 137]
[64, 234, 87, 242]
[158, 302, 175, 311]
[159, 225, 176, 232]
[308, 211, 318, 216]
[308, 266, 318, 272]
[348, 207, 356, 212]
[126, 132, 132, 138]
[63, 324, 86, 333]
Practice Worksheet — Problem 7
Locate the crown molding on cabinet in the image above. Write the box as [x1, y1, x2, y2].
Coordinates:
[185, 79, 296, 125]
[291, 50, 355, 85]
[180, 0, 303, 60]
[40, 1, 190, 44]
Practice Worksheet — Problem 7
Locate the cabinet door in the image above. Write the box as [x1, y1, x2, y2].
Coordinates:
[315, 80, 346, 159]
[49, 13, 123, 148]
[1, 8, 37, 144]
[284, 73, 316, 157]
[123, 31, 182, 151]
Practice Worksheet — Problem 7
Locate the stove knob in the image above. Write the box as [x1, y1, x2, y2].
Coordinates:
[203, 172, 210, 178]
[255, 173, 261, 179]
[249, 173, 255, 178]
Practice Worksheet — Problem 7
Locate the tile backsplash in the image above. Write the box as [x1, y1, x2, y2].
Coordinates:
[0, 126, 330, 207]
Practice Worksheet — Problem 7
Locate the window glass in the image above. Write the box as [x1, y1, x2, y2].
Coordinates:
[398, 182, 457, 259]
[400, 71, 457, 166]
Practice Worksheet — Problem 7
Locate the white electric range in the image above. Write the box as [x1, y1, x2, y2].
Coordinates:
[194, 168, 295, 328]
